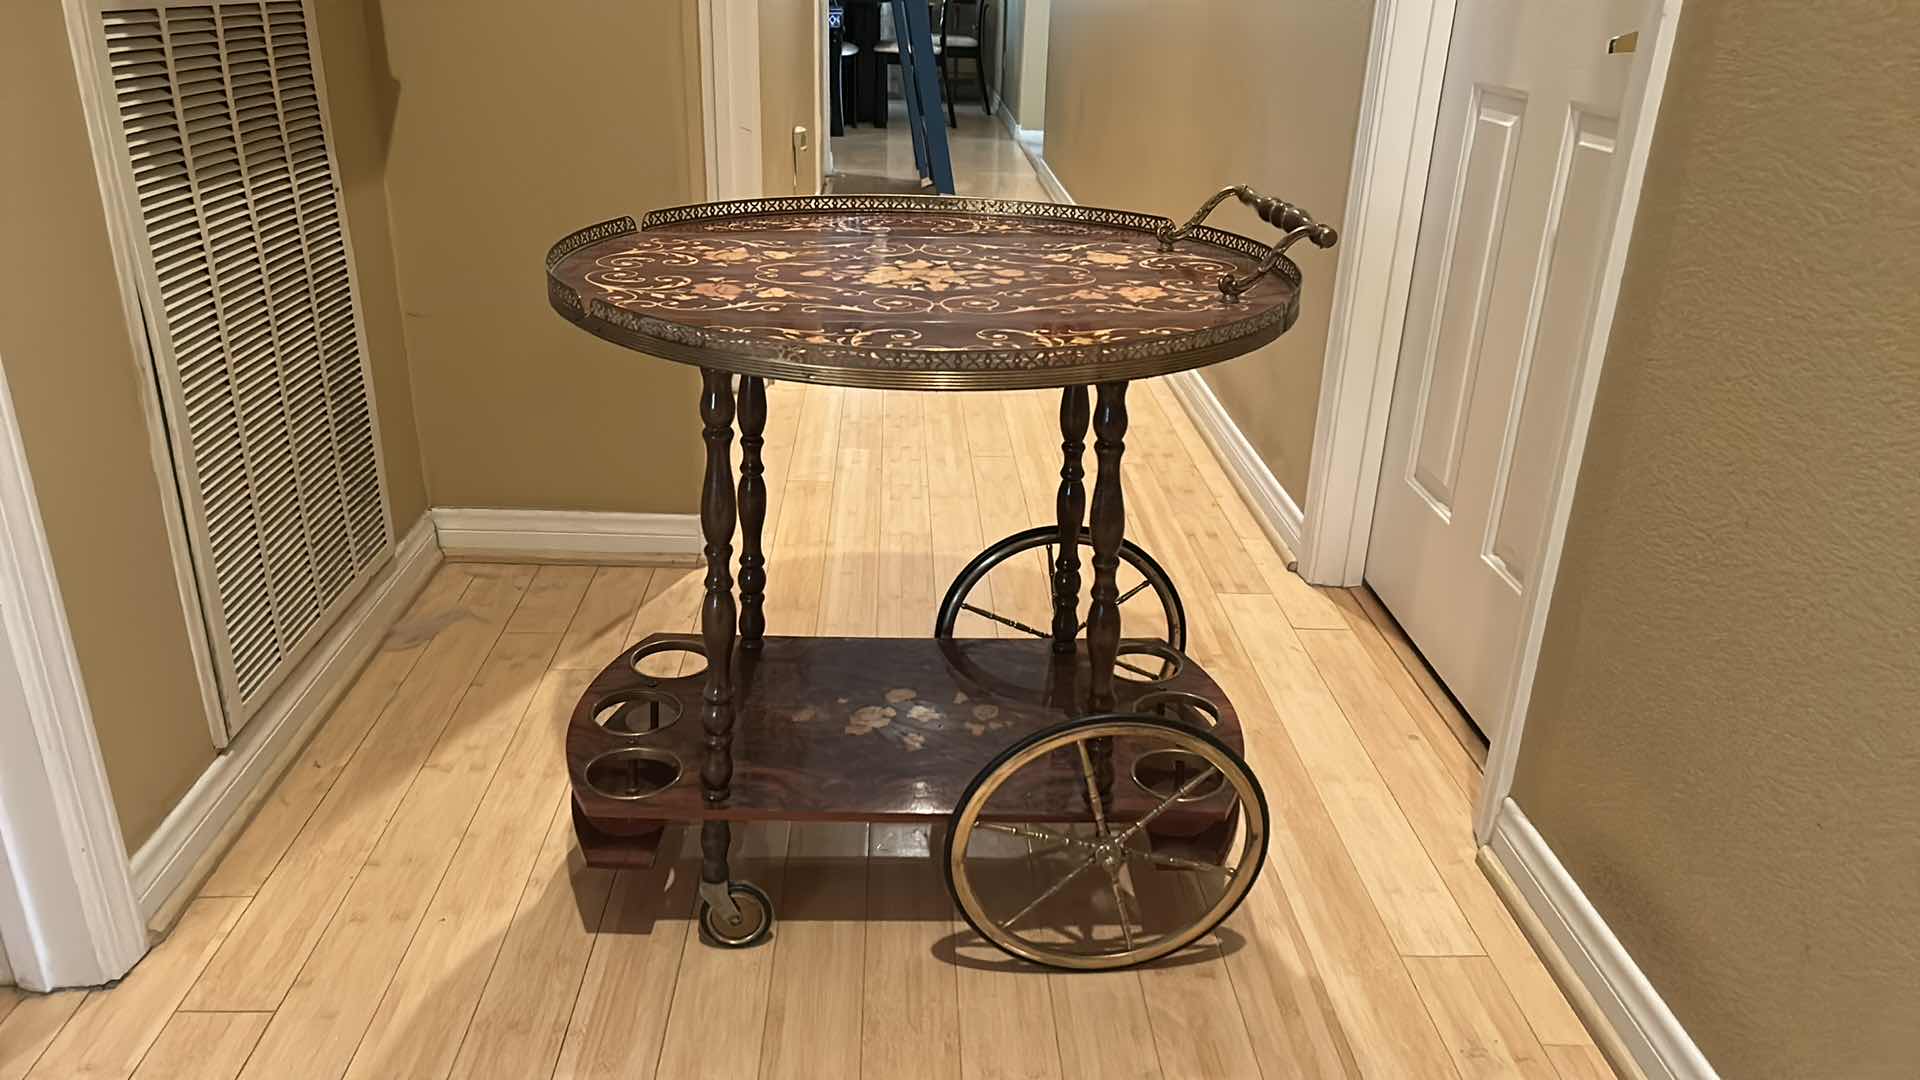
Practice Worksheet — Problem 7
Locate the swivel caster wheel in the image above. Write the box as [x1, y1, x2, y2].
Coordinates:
[698, 880, 775, 948]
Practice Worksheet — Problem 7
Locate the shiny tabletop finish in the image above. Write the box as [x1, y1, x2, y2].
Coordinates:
[545, 195, 1304, 390]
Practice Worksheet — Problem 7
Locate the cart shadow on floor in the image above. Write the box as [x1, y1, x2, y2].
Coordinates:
[582, 827, 1246, 971]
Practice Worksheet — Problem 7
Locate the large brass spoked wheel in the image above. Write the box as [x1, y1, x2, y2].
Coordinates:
[944, 714, 1267, 971]
[934, 527, 1186, 680]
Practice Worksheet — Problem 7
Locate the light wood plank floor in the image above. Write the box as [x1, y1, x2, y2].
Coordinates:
[0, 110, 1612, 1080]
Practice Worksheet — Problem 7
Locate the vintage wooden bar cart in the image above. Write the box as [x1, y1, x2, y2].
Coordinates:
[545, 187, 1335, 970]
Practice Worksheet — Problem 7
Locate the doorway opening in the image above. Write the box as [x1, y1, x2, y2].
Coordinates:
[826, 1, 1042, 197]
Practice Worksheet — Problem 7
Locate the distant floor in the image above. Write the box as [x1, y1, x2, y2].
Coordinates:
[830, 98, 1051, 201]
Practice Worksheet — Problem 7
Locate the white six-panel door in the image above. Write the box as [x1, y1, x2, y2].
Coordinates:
[1367, 0, 1642, 739]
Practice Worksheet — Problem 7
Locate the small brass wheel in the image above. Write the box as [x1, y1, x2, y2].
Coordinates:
[944, 714, 1267, 971]
[935, 526, 1187, 680]
[698, 881, 774, 948]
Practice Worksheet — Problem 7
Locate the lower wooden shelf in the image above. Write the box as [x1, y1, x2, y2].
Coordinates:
[567, 634, 1243, 864]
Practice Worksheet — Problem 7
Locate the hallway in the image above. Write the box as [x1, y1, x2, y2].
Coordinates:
[0, 111, 1613, 1080]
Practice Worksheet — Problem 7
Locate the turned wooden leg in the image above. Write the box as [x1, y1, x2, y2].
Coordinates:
[1052, 385, 1090, 652]
[737, 376, 769, 650]
[698, 369, 738, 884]
[1086, 381, 1129, 713]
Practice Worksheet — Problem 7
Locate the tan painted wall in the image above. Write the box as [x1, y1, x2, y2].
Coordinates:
[0, 0, 429, 849]
[761, 0, 824, 197]
[1512, 4, 1920, 1077]
[373, 0, 707, 513]
[1043, 1, 1375, 500]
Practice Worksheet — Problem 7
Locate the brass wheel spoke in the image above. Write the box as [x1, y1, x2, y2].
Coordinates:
[1115, 766, 1222, 846]
[1002, 853, 1100, 930]
[959, 602, 1049, 639]
[1131, 848, 1237, 876]
[1107, 872, 1138, 952]
[977, 821, 1098, 851]
[1074, 740, 1112, 838]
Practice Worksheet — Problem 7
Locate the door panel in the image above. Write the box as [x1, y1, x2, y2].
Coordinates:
[1407, 87, 1526, 515]
[1368, 0, 1641, 739]
[1486, 112, 1618, 590]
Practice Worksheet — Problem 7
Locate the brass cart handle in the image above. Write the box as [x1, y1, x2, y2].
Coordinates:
[1157, 185, 1338, 300]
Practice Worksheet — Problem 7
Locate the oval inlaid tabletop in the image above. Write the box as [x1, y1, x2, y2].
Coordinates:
[545, 196, 1304, 390]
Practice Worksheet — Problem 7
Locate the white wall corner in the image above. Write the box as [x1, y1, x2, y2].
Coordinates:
[0, 359, 148, 991]
[1486, 798, 1720, 1080]
[130, 514, 442, 919]
[431, 508, 702, 563]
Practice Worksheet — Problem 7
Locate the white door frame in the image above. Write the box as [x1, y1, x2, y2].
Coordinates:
[0, 353, 149, 992]
[1294, 0, 1684, 840]
[699, 0, 765, 200]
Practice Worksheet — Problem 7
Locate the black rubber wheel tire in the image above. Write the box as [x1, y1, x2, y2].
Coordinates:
[942, 712, 1268, 971]
[933, 526, 1187, 650]
[698, 881, 775, 948]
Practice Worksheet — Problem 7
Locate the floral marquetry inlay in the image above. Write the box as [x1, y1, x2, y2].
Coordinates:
[546, 197, 1304, 390]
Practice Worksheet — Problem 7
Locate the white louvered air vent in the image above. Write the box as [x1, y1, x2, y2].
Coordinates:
[89, 1, 391, 734]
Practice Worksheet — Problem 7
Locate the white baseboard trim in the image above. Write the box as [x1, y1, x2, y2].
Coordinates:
[1025, 142, 1069, 205]
[130, 516, 441, 919]
[1486, 798, 1718, 1080]
[431, 508, 702, 563]
[1165, 370, 1308, 561]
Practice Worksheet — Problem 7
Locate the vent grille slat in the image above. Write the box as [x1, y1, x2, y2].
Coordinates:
[99, 0, 389, 727]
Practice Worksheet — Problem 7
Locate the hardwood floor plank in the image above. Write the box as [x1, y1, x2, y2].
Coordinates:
[0, 993, 15, 1031]
[757, 823, 869, 1080]
[1543, 1043, 1618, 1080]
[129, 1012, 270, 1080]
[1122, 385, 1265, 598]
[786, 384, 843, 486]
[926, 393, 995, 637]
[199, 566, 476, 897]
[970, 453, 1051, 638]
[343, 667, 593, 1080]
[1136, 382, 1346, 630]
[1131, 870, 1261, 1080]
[819, 444, 882, 636]
[28, 897, 247, 1079]
[553, 566, 656, 670]
[551, 832, 698, 1080]
[652, 823, 791, 1079]
[1406, 956, 1558, 1080]
[861, 825, 960, 1080]
[1323, 588, 1485, 789]
[763, 477, 834, 638]
[962, 392, 1015, 457]
[1351, 587, 1487, 769]
[878, 391, 936, 638]
[1300, 628, 1586, 1045]
[240, 631, 561, 1079]
[954, 830, 1064, 1080]
[1218, 873, 1361, 1079]
[506, 564, 595, 634]
[447, 794, 617, 1080]
[1046, 977, 1158, 1080]
[1221, 598, 1478, 957]
[628, 564, 702, 645]
[1204, 621, 1458, 1080]
[0, 991, 85, 1080]
[183, 567, 536, 1013]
